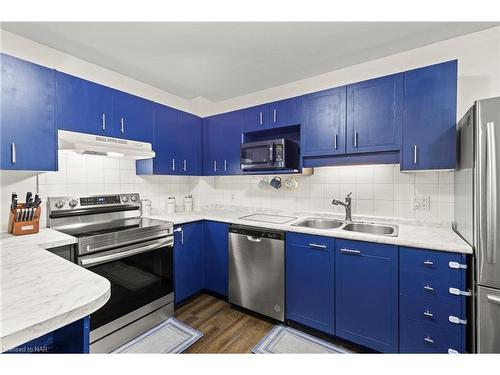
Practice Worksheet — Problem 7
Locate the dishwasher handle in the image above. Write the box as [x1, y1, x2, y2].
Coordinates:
[246, 235, 262, 242]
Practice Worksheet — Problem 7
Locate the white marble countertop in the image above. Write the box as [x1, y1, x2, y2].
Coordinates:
[147, 206, 472, 254]
[0, 229, 110, 352]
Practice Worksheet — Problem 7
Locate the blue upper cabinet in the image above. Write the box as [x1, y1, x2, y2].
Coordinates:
[302, 87, 346, 157]
[268, 96, 302, 128]
[203, 110, 242, 175]
[174, 222, 204, 304]
[112, 90, 154, 143]
[1, 54, 57, 171]
[242, 97, 302, 132]
[56, 71, 114, 136]
[346, 73, 403, 154]
[203, 221, 229, 296]
[335, 239, 399, 353]
[401, 60, 457, 171]
[286, 233, 335, 335]
[177, 110, 203, 175]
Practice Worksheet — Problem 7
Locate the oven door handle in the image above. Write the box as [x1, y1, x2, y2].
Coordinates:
[79, 237, 173, 268]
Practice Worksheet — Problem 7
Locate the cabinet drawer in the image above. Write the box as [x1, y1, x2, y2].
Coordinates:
[400, 270, 464, 306]
[400, 247, 466, 282]
[286, 232, 335, 251]
[400, 295, 463, 328]
[400, 318, 463, 353]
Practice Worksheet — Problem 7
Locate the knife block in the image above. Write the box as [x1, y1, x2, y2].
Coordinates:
[8, 204, 41, 236]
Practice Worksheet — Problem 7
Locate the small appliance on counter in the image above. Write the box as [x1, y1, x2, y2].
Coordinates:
[184, 195, 193, 212]
[167, 196, 176, 214]
[140, 198, 151, 217]
[7, 192, 42, 236]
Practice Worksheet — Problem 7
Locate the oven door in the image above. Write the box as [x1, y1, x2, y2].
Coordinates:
[241, 141, 275, 170]
[78, 236, 174, 341]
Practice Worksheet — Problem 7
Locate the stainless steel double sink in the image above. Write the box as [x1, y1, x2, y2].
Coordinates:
[291, 217, 399, 237]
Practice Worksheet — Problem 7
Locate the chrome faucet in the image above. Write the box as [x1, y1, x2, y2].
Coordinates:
[332, 192, 352, 222]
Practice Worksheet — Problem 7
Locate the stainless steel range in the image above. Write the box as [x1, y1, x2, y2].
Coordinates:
[47, 193, 174, 353]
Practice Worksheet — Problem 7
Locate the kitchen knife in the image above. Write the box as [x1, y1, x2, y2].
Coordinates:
[11, 193, 18, 210]
[25, 192, 32, 207]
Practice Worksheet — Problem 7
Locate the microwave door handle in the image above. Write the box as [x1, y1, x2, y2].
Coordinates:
[269, 143, 274, 163]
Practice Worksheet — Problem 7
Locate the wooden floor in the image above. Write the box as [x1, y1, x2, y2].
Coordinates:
[175, 293, 274, 353]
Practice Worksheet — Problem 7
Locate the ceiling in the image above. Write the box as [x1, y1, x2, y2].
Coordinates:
[2, 22, 498, 101]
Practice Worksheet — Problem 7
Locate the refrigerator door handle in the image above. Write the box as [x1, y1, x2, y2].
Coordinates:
[486, 121, 497, 264]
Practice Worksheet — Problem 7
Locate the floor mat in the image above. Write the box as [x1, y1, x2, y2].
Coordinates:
[252, 325, 351, 354]
[113, 317, 203, 353]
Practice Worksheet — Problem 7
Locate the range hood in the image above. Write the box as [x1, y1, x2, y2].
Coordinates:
[58, 130, 155, 160]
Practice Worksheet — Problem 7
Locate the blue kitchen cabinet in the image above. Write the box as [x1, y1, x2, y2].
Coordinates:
[177, 110, 203, 175]
[401, 60, 457, 171]
[242, 97, 302, 133]
[399, 247, 468, 353]
[302, 87, 346, 157]
[242, 104, 268, 132]
[286, 232, 335, 335]
[335, 239, 399, 353]
[8, 316, 90, 354]
[56, 71, 114, 137]
[174, 222, 204, 304]
[1, 53, 57, 171]
[203, 221, 229, 296]
[203, 111, 242, 175]
[112, 90, 154, 143]
[346, 73, 403, 154]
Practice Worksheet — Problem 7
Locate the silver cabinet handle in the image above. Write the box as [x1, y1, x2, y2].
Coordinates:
[334, 134, 338, 150]
[423, 260, 434, 266]
[120, 117, 125, 133]
[247, 235, 262, 242]
[259, 111, 263, 125]
[174, 227, 184, 244]
[183, 159, 187, 172]
[273, 109, 277, 123]
[354, 131, 358, 148]
[171, 158, 175, 171]
[487, 294, 500, 305]
[101, 113, 106, 130]
[340, 248, 361, 255]
[309, 243, 327, 249]
[214, 160, 217, 172]
[224, 160, 227, 172]
[424, 337, 434, 344]
[241, 133, 244, 144]
[11, 143, 16, 164]
[423, 310, 434, 318]
[413, 145, 418, 164]
[424, 285, 434, 291]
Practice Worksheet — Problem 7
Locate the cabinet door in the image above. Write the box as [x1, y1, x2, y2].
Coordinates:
[203, 221, 229, 296]
[402, 60, 457, 170]
[335, 239, 398, 352]
[269, 96, 302, 128]
[174, 222, 204, 304]
[303, 87, 346, 156]
[219, 111, 243, 175]
[112, 90, 154, 143]
[346, 74, 403, 154]
[202, 116, 221, 175]
[87, 81, 114, 137]
[177, 110, 202, 175]
[152, 104, 180, 174]
[1, 53, 57, 171]
[286, 233, 335, 334]
[242, 104, 268, 132]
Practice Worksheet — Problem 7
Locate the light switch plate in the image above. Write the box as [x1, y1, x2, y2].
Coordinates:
[413, 195, 430, 210]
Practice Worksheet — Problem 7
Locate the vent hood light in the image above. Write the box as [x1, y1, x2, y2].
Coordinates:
[58, 130, 155, 160]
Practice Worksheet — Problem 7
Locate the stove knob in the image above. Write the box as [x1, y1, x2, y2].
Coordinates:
[69, 199, 78, 207]
[55, 199, 65, 208]
[122, 195, 129, 202]
[130, 195, 138, 202]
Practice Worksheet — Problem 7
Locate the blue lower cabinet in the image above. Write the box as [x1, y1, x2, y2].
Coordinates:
[399, 247, 467, 353]
[286, 233, 335, 335]
[174, 222, 204, 304]
[335, 239, 399, 353]
[203, 221, 229, 296]
[8, 316, 90, 354]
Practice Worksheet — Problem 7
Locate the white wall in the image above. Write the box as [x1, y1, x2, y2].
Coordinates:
[201, 26, 500, 118]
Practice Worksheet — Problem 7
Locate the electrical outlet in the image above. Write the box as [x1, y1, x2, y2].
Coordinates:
[413, 195, 430, 211]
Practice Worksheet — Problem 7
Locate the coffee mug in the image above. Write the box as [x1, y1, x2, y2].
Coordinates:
[270, 176, 282, 189]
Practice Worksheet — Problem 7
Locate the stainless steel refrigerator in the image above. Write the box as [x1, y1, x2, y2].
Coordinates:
[454, 96, 500, 353]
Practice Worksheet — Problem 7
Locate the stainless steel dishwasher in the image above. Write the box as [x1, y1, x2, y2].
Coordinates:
[228, 224, 285, 321]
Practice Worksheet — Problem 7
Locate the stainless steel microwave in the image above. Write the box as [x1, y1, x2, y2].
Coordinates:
[240, 139, 300, 172]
